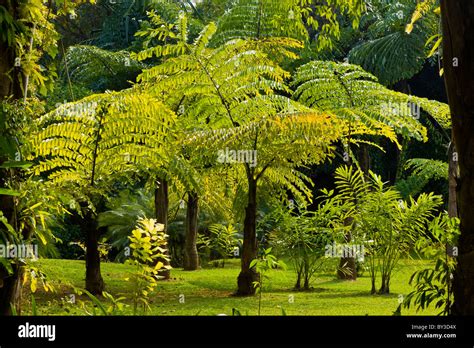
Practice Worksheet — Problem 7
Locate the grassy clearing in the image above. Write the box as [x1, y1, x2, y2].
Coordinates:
[23, 258, 438, 316]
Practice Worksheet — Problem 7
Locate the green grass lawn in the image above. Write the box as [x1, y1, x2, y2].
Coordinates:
[24, 258, 439, 316]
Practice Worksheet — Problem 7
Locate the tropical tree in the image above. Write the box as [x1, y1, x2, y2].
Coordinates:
[292, 60, 450, 279]
[0, 0, 93, 314]
[0, 100, 64, 314]
[189, 106, 343, 295]
[28, 91, 176, 293]
[132, 12, 296, 277]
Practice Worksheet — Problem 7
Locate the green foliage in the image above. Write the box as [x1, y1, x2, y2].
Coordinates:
[125, 218, 170, 314]
[98, 189, 154, 261]
[198, 223, 240, 267]
[271, 199, 347, 290]
[293, 60, 451, 149]
[406, 0, 439, 34]
[189, 106, 344, 207]
[1, 98, 45, 161]
[62, 45, 144, 92]
[405, 0, 442, 72]
[212, 0, 365, 51]
[348, 0, 438, 85]
[29, 90, 176, 204]
[250, 247, 286, 315]
[212, 0, 308, 43]
[403, 213, 459, 315]
[71, 288, 128, 316]
[0, 0, 91, 96]
[134, 13, 293, 127]
[396, 158, 448, 199]
[332, 165, 443, 294]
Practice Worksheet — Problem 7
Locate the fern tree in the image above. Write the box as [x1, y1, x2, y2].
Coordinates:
[133, 13, 294, 274]
[188, 104, 343, 295]
[292, 60, 450, 165]
[28, 91, 176, 293]
[292, 60, 450, 278]
[0, 0, 88, 314]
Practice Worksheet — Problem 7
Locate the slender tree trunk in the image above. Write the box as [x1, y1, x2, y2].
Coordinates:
[441, 0, 474, 315]
[294, 270, 301, 290]
[358, 144, 370, 176]
[337, 219, 357, 280]
[378, 275, 390, 294]
[370, 277, 376, 295]
[448, 139, 458, 218]
[0, 0, 27, 314]
[303, 262, 310, 290]
[0, 187, 22, 315]
[155, 178, 170, 279]
[183, 191, 199, 270]
[237, 176, 259, 295]
[84, 209, 104, 295]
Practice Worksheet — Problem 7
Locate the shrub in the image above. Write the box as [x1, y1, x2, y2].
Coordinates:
[125, 218, 171, 314]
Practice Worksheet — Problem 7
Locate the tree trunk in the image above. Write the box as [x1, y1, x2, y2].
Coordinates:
[0, 0, 27, 314]
[183, 191, 200, 270]
[370, 277, 376, 295]
[155, 178, 171, 279]
[0, 189, 22, 315]
[448, 139, 458, 218]
[84, 209, 104, 295]
[337, 219, 357, 280]
[378, 275, 390, 294]
[237, 176, 259, 296]
[358, 143, 370, 176]
[294, 270, 301, 290]
[0, 263, 23, 315]
[441, 0, 474, 315]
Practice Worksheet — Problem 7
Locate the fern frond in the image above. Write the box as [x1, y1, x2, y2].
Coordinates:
[293, 61, 450, 146]
[63, 45, 144, 91]
[29, 91, 177, 191]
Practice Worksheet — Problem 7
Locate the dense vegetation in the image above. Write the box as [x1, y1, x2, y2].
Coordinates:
[0, 0, 472, 316]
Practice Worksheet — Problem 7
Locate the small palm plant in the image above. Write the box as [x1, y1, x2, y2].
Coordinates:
[332, 165, 443, 294]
